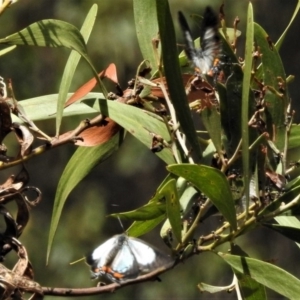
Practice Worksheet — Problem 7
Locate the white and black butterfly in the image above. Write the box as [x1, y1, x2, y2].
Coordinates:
[178, 6, 221, 75]
[86, 234, 173, 283]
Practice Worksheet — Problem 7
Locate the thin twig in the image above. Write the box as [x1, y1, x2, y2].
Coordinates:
[0, 114, 106, 170]
[42, 261, 175, 297]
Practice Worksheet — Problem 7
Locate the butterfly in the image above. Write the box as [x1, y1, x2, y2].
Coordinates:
[86, 234, 173, 283]
[178, 6, 221, 76]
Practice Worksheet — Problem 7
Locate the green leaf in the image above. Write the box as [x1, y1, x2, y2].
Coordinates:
[254, 23, 288, 152]
[167, 164, 237, 230]
[242, 3, 254, 213]
[155, 0, 202, 160]
[0, 45, 16, 56]
[11, 93, 103, 122]
[47, 131, 123, 263]
[273, 215, 300, 248]
[220, 253, 300, 299]
[287, 124, 300, 163]
[133, 0, 158, 76]
[200, 105, 222, 154]
[127, 215, 166, 237]
[198, 282, 234, 294]
[0, 19, 107, 103]
[162, 179, 182, 243]
[110, 200, 166, 221]
[231, 244, 267, 300]
[56, 4, 98, 136]
[88, 98, 175, 165]
[0, 19, 87, 53]
[275, 0, 300, 50]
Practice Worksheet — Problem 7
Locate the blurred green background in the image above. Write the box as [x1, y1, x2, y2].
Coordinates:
[0, 0, 300, 299]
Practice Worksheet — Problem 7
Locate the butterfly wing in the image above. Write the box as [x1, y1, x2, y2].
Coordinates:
[178, 11, 200, 69]
[178, 7, 221, 75]
[109, 238, 140, 281]
[199, 7, 221, 74]
[86, 235, 122, 278]
[127, 237, 173, 274]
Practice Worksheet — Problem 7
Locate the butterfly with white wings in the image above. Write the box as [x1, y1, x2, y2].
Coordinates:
[86, 234, 174, 283]
[178, 6, 221, 76]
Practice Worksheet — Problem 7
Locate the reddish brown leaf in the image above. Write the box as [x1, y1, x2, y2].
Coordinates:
[59, 117, 121, 147]
[65, 63, 118, 108]
[150, 74, 216, 102]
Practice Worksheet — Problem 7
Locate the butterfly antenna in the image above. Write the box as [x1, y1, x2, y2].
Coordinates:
[117, 216, 125, 232]
[69, 256, 85, 265]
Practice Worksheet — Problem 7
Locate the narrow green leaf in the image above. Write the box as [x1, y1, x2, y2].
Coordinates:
[110, 201, 166, 221]
[231, 244, 267, 300]
[56, 4, 98, 136]
[242, 3, 253, 214]
[133, 0, 158, 75]
[0, 19, 107, 104]
[286, 123, 300, 165]
[0, 45, 16, 56]
[127, 214, 166, 237]
[0, 19, 87, 52]
[11, 93, 103, 123]
[200, 105, 222, 154]
[220, 253, 300, 299]
[162, 179, 182, 243]
[254, 23, 288, 152]
[198, 282, 233, 294]
[90, 98, 175, 165]
[155, 0, 202, 160]
[47, 132, 122, 263]
[275, 0, 300, 50]
[167, 164, 237, 230]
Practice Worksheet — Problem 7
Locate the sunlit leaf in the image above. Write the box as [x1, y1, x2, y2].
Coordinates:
[231, 244, 267, 300]
[220, 253, 300, 299]
[198, 282, 233, 294]
[47, 131, 123, 263]
[168, 164, 237, 230]
[56, 4, 98, 136]
[0, 45, 16, 56]
[87, 98, 175, 164]
[110, 201, 166, 221]
[127, 215, 166, 237]
[0, 19, 107, 104]
[11, 93, 103, 123]
[133, 0, 158, 76]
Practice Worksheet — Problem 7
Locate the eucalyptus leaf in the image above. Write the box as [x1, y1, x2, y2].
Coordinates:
[133, 0, 158, 76]
[220, 253, 300, 299]
[56, 4, 98, 136]
[47, 131, 123, 263]
[168, 164, 237, 230]
[127, 215, 166, 237]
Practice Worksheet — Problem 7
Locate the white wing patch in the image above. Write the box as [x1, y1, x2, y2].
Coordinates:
[86, 234, 173, 283]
